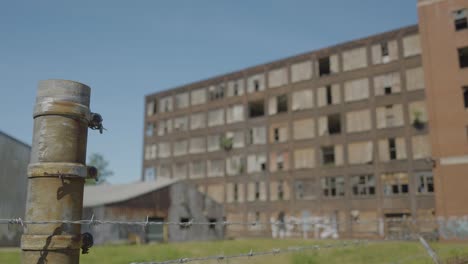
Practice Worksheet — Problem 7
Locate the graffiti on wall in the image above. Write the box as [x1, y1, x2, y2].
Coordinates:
[270, 211, 339, 239]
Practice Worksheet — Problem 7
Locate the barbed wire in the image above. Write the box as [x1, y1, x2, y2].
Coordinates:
[129, 240, 366, 264]
[1, 215, 466, 228]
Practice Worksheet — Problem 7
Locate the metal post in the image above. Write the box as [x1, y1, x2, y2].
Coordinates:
[21, 80, 99, 264]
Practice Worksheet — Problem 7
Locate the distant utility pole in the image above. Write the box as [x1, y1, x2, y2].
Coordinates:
[21, 80, 102, 264]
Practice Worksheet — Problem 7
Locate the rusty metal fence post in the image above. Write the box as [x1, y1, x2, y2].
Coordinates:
[21, 80, 100, 264]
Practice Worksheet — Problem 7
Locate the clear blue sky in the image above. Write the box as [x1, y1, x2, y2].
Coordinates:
[0, 0, 418, 184]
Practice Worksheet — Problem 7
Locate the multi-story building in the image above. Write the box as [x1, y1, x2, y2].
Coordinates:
[418, 0, 468, 221]
[142, 25, 437, 238]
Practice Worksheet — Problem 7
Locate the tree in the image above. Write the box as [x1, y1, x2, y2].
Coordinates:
[86, 153, 113, 185]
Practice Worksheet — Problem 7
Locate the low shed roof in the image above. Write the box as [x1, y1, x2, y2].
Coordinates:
[83, 178, 179, 207]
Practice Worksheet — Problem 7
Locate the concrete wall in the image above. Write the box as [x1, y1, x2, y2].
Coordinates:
[0, 132, 30, 246]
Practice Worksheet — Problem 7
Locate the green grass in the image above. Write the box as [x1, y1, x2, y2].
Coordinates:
[1, 239, 467, 264]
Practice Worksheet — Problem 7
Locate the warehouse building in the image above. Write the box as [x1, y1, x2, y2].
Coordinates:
[143, 0, 468, 238]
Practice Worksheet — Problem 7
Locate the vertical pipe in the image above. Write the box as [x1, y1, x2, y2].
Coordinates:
[22, 80, 92, 264]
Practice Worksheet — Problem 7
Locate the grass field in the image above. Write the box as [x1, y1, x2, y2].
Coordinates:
[1, 239, 467, 264]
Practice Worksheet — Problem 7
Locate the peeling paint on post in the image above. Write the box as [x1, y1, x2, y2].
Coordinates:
[22, 80, 96, 264]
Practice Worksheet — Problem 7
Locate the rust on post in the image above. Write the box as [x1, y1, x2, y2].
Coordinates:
[22, 80, 98, 264]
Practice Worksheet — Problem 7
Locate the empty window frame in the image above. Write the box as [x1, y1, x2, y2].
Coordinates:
[464, 86, 468, 108]
[374, 72, 401, 96]
[247, 74, 265, 93]
[381, 173, 409, 196]
[327, 114, 341, 134]
[158, 119, 173, 136]
[226, 155, 244, 176]
[146, 122, 154, 137]
[146, 99, 157, 116]
[381, 42, 389, 57]
[379, 137, 406, 161]
[269, 151, 288, 172]
[209, 85, 225, 101]
[319, 57, 331, 76]
[249, 100, 265, 118]
[322, 176, 345, 197]
[321, 146, 335, 165]
[255, 182, 260, 200]
[454, 9, 468, 31]
[417, 172, 434, 194]
[247, 153, 267, 173]
[351, 175, 376, 196]
[277, 94, 288, 113]
[270, 124, 288, 143]
[459, 46, 468, 68]
[318, 84, 340, 106]
[278, 181, 285, 200]
[388, 138, 397, 160]
[292, 89, 314, 111]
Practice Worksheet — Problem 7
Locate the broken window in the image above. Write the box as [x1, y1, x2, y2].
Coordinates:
[247, 153, 267, 173]
[249, 126, 266, 144]
[209, 85, 225, 101]
[278, 181, 284, 200]
[270, 123, 288, 143]
[464, 86, 468, 108]
[388, 138, 397, 160]
[233, 183, 239, 201]
[319, 57, 331, 76]
[409, 101, 428, 128]
[374, 72, 401, 96]
[294, 179, 317, 200]
[158, 119, 172, 136]
[381, 173, 409, 196]
[322, 176, 345, 197]
[146, 122, 154, 137]
[255, 182, 260, 200]
[268, 94, 288, 115]
[173, 116, 188, 132]
[351, 175, 376, 196]
[417, 172, 434, 194]
[277, 94, 288, 113]
[269, 151, 288, 172]
[458, 46, 468, 68]
[379, 137, 406, 161]
[159, 96, 173, 112]
[226, 155, 244, 176]
[326, 85, 333, 105]
[321, 146, 335, 165]
[247, 74, 265, 93]
[248, 100, 265, 118]
[327, 114, 341, 134]
[454, 9, 467, 31]
[146, 99, 157, 116]
[227, 79, 245, 97]
[381, 42, 389, 57]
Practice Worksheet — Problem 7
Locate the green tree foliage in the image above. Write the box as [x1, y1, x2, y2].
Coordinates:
[86, 153, 113, 185]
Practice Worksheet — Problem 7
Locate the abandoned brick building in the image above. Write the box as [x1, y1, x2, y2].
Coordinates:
[142, 0, 468, 238]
